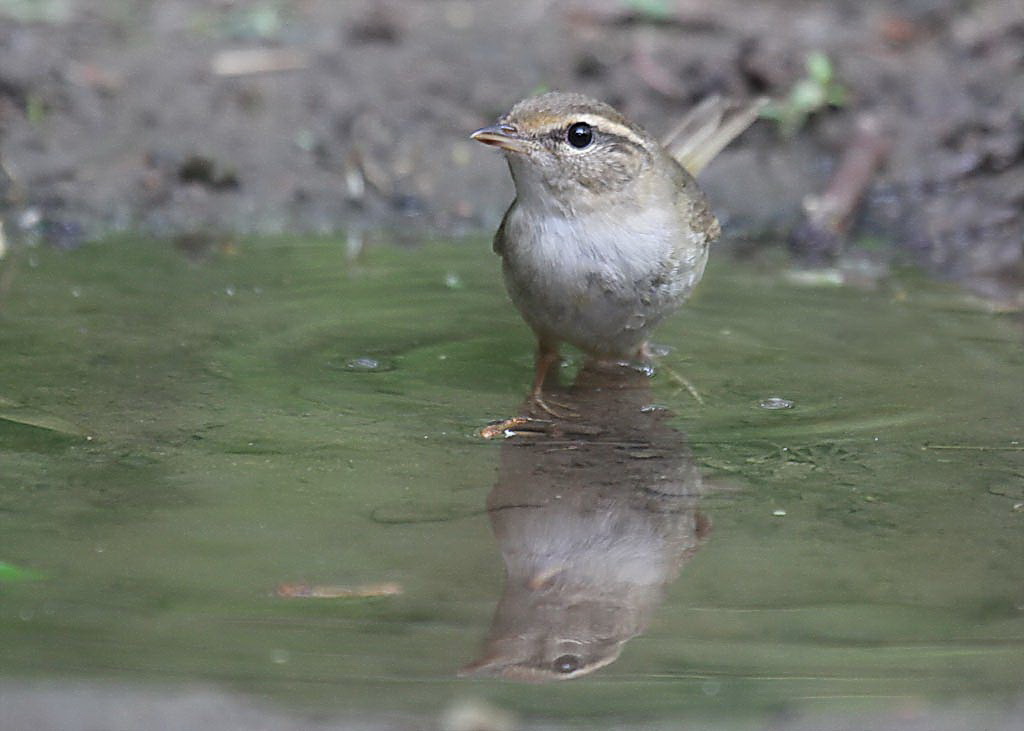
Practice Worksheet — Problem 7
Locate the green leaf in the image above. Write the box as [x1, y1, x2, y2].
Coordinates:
[806, 51, 834, 84]
[791, 79, 826, 111]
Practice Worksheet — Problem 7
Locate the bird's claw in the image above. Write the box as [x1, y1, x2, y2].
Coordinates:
[530, 393, 579, 420]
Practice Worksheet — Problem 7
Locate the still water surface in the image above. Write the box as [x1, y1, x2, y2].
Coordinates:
[1, 237, 1022, 727]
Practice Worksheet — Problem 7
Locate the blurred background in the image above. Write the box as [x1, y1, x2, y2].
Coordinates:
[0, 0, 1022, 299]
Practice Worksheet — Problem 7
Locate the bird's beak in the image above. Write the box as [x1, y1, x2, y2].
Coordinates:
[470, 123, 529, 153]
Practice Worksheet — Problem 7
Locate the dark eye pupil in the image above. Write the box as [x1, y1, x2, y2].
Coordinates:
[553, 654, 580, 673]
[567, 122, 593, 148]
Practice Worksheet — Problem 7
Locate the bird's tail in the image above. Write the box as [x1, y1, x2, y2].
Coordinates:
[662, 96, 767, 176]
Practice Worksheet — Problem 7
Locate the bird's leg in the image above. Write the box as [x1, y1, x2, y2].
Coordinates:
[531, 340, 559, 399]
[529, 340, 576, 418]
[637, 342, 704, 406]
[478, 341, 571, 439]
[477, 337, 573, 436]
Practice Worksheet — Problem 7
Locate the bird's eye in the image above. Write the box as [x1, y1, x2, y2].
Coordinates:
[553, 654, 581, 674]
[566, 122, 593, 148]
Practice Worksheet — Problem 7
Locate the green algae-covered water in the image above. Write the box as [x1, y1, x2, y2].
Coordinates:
[1, 237, 1022, 729]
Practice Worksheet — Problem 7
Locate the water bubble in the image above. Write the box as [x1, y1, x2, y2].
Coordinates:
[759, 397, 794, 410]
[444, 272, 463, 289]
[347, 357, 380, 371]
[341, 357, 394, 373]
[224, 285, 236, 296]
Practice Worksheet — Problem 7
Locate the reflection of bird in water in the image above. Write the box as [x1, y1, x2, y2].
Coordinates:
[462, 364, 711, 681]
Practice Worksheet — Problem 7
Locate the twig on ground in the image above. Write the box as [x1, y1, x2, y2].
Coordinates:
[789, 113, 890, 262]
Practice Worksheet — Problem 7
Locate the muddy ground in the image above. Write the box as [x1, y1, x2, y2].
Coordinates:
[0, 0, 1022, 301]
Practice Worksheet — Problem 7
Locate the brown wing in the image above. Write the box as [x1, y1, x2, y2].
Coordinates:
[667, 155, 721, 246]
[663, 97, 767, 177]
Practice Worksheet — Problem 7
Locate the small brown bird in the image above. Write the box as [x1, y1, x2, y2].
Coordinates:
[471, 92, 761, 412]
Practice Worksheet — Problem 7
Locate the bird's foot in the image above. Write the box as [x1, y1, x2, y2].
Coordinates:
[529, 392, 579, 420]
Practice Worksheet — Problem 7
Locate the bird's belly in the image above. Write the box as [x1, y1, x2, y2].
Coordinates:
[502, 212, 707, 357]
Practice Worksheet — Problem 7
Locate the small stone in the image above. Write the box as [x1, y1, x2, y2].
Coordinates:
[772, 509, 787, 517]
[760, 397, 795, 410]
